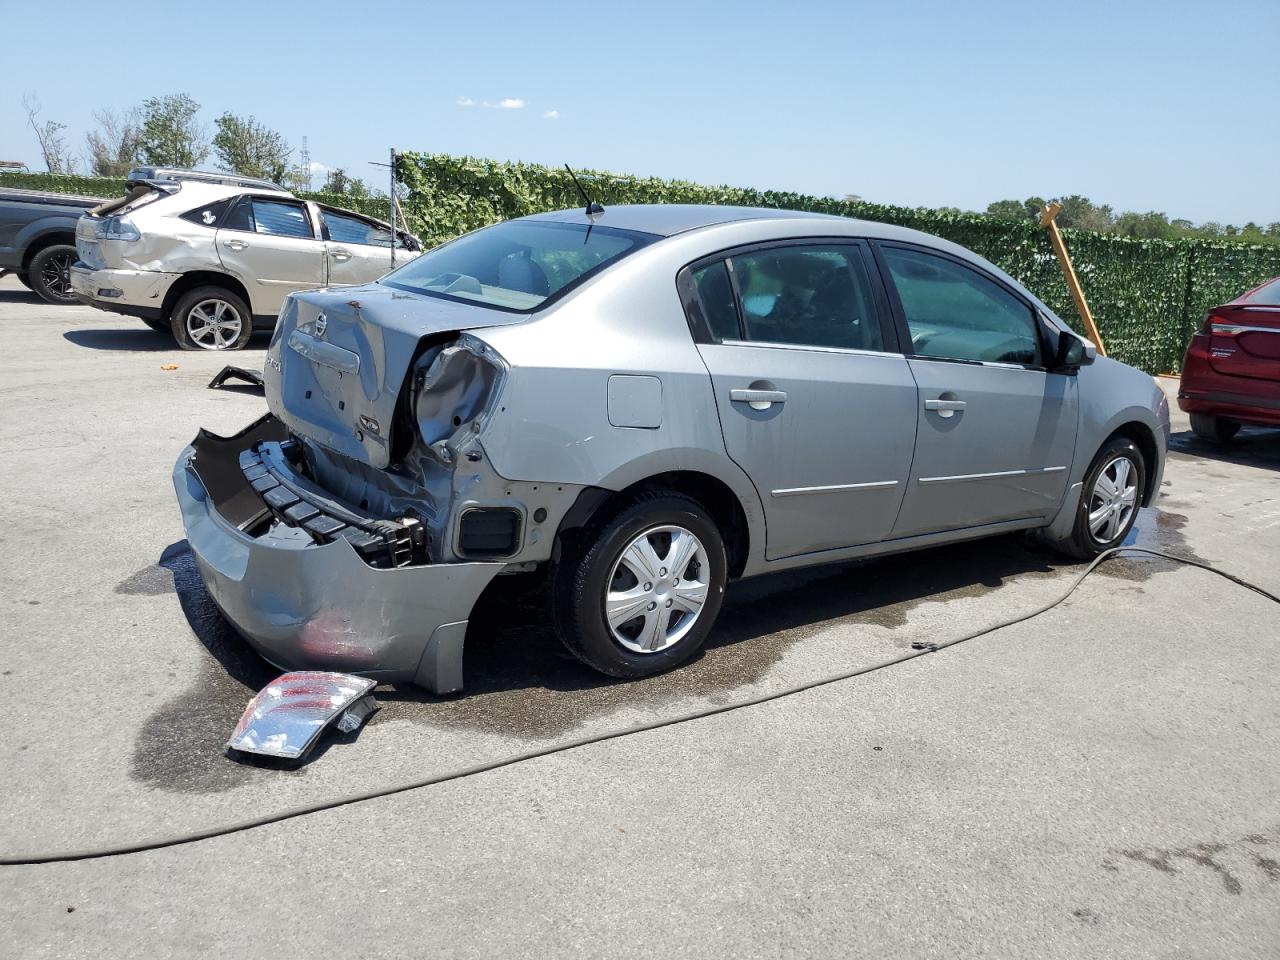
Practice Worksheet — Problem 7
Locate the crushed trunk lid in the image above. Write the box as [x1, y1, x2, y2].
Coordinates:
[265, 283, 524, 469]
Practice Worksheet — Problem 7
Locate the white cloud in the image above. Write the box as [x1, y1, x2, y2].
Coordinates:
[307, 161, 330, 176]
[457, 96, 526, 110]
[542, 109, 560, 120]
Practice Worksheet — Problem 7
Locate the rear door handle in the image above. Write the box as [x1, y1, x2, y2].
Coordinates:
[222, 238, 249, 251]
[924, 398, 966, 418]
[730, 388, 787, 410]
[330, 249, 352, 262]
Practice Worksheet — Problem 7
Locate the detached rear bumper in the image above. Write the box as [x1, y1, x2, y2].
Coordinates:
[173, 417, 505, 693]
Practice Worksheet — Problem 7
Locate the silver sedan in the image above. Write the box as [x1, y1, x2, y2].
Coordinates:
[175, 205, 1168, 692]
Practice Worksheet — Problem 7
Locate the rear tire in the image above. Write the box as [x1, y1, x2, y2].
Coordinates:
[170, 286, 253, 351]
[28, 244, 78, 305]
[1054, 436, 1146, 560]
[552, 491, 727, 679]
[1189, 413, 1240, 443]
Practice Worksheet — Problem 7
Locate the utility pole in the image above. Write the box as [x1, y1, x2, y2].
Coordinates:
[389, 147, 397, 269]
[1040, 201, 1107, 356]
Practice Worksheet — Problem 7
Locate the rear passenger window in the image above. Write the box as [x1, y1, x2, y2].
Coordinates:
[250, 199, 313, 239]
[690, 261, 741, 341]
[179, 196, 233, 228]
[728, 245, 883, 351]
[881, 246, 1040, 365]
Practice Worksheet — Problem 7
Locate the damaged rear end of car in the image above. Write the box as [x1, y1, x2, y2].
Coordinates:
[174, 214, 660, 692]
[174, 285, 530, 692]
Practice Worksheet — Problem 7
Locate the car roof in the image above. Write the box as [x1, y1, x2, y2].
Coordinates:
[519, 203, 846, 237]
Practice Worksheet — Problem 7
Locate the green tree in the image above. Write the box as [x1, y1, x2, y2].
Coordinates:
[212, 113, 291, 183]
[1055, 195, 1114, 232]
[322, 167, 371, 197]
[1114, 210, 1173, 240]
[85, 107, 142, 177]
[138, 94, 208, 168]
[985, 199, 1026, 220]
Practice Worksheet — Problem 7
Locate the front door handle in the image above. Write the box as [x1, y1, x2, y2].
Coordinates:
[222, 238, 249, 251]
[924, 398, 966, 419]
[330, 249, 352, 262]
[730, 388, 787, 411]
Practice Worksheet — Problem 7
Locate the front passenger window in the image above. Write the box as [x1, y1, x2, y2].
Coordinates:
[881, 246, 1040, 365]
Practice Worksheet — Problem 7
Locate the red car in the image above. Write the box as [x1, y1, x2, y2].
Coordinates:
[1178, 275, 1280, 441]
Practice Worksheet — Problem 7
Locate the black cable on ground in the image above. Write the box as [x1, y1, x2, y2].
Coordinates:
[4, 546, 1277, 867]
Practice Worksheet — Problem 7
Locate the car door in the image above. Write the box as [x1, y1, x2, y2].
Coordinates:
[685, 240, 918, 560]
[874, 242, 1079, 539]
[319, 206, 400, 285]
[215, 195, 326, 315]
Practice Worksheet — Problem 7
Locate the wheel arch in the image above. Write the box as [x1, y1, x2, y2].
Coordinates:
[20, 228, 76, 271]
[555, 467, 760, 578]
[161, 271, 253, 321]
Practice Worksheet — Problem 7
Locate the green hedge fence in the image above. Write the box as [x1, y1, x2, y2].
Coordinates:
[8, 160, 1278, 374]
[396, 153, 1280, 374]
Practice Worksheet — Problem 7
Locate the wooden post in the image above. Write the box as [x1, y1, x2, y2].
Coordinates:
[1039, 201, 1106, 356]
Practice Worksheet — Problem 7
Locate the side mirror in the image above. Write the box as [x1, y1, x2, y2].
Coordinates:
[1052, 330, 1094, 370]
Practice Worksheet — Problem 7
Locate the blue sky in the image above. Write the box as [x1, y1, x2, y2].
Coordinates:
[3, 0, 1276, 224]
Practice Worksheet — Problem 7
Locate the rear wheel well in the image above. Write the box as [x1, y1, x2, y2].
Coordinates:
[21, 231, 75, 271]
[1108, 422, 1159, 506]
[161, 272, 253, 321]
[557, 471, 751, 578]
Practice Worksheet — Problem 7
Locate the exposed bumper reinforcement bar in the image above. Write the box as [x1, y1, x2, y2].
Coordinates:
[174, 416, 505, 693]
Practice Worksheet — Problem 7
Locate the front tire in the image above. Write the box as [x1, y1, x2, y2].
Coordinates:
[1189, 413, 1240, 443]
[170, 286, 253, 351]
[1057, 436, 1146, 559]
[28, 244, 78, 305]
[552, 491, 727, 679]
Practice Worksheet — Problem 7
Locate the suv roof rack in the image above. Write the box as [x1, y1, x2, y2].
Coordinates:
[125, 167, 289, 193]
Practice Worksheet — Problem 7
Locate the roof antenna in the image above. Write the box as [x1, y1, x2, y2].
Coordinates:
[564, 164, 604, 217]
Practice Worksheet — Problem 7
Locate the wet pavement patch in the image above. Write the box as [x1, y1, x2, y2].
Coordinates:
[125, 507, 1207, 782]
[126, 542, 278, 794]
[374, 527, 1192, 739]
[1103, 827, 1280, 895]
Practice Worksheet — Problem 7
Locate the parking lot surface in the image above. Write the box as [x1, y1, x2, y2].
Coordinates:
[1, 275, 1278, 958]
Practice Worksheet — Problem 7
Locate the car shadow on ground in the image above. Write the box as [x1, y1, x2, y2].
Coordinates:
[0, 287, 41, 304]
[62, 328, 271, 352]
[1168, 426, 1280, 471]
[63, 328, 180, 351]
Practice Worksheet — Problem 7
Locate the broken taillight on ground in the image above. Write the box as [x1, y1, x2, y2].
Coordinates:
[226, 671, 378, 762]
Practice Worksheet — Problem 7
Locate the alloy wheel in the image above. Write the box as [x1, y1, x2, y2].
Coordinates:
[605, 524, 711, 654]
[40, 250, 74, 299]
[1087, 455, 1139, 543]
[186, 298, 244, 350]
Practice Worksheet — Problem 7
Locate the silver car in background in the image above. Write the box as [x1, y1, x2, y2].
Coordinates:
[174, 205, 1168, 693]
[71, 176, 419, 349]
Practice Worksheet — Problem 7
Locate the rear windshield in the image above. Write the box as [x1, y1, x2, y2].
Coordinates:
[1243, 276, 1280, 305]
[381, 219, 657, 312]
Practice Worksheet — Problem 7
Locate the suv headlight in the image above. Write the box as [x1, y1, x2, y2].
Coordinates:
[95, 216, 140, 241]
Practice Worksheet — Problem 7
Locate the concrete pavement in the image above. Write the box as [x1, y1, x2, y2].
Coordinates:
[1, 276, 1277, 958]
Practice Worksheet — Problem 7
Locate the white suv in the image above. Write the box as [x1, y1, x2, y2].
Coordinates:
[70, 178, 420, 350]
